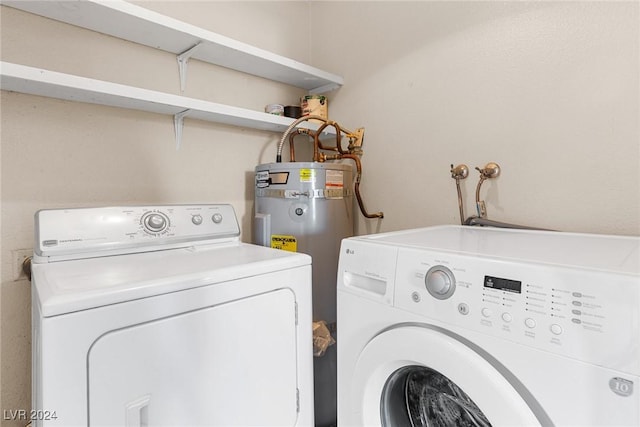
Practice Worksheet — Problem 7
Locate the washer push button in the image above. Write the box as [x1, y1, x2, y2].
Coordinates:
[457, 303, 469, 315]
[550, 324, 563, 335]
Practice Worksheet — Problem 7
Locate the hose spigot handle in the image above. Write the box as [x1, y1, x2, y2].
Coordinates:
[450, 164, 469, 180]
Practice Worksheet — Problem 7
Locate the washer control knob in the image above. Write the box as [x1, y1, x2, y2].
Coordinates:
[192, 214, 203, 225]
[425, 266, 456, 300]
[212, 213, 223, 224]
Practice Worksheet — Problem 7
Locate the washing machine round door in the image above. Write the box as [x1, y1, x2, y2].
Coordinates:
[351, 325, 546, 427]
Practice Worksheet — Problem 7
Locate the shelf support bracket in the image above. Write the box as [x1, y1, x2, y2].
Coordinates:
[173, 109, 190, 150]
[177, 42, 203, 93]
[309, 82, 342, 94]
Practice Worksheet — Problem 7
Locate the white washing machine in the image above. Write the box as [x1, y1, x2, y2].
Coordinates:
[337, 225, 639, 426]
[31, 204, 313, 427]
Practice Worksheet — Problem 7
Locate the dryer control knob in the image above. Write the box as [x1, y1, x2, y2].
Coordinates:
[142, 212, 169, 233]
[425, 266, 456, 300]
[211, 213, 223, 224]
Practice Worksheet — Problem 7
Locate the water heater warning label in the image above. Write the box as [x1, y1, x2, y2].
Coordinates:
[299, 169, 315, 183]
[271, 235, 297, 252]
[326, 170, 344, 188]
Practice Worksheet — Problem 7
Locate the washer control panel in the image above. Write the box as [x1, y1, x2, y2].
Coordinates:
[35, 204, 240, 260]
[394, 247, 639, 373]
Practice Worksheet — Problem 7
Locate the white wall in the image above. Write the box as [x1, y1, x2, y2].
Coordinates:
[1, 0, 639, 421]
[309, 1, 639, 236]
[0, 2, 309, 421]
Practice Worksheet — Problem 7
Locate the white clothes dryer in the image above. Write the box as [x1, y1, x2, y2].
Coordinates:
[31, 205, 313, 427]
[337, 225, 639, 426]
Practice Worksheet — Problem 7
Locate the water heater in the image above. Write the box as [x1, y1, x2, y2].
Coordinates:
[255, 161, 353, 326]
[254, 161, 352, 427]
[254, 115, 383, 427]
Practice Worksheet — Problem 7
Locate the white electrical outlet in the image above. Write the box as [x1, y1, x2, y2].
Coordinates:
[13, 248, 32, 281]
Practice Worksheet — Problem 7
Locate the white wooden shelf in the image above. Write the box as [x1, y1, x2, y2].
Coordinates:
[2, 0, 343, 94]
[0, 62, 334, 147]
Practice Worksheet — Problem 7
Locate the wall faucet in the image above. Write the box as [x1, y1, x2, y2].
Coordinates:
[450, 161, 552, 230]
[450, 164, 469, 225]
[474, 162, 501, 218]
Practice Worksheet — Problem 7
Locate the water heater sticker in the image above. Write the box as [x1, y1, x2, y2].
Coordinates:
[271, 235, 297, 252]
[269, 172, 289, 184]
[299, 169, 315, 183]
[326, 170, 344, 188]
[256, 171, 270, 188]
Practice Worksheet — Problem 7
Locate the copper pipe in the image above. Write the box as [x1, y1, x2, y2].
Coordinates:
[275, 115, 383, 220]
[276, 115, 327, 162]
[317, 142, 339, 153]
[333, 122, 346, 154]
[340, 154, 384, 219]
[289, 131, 298, 162]
[288, 129, 315, 162]
[312, 121, 334, 161]
[277, 115, 359, 162]
[313, 133, 321, 162]
[316, 120, 344, 155]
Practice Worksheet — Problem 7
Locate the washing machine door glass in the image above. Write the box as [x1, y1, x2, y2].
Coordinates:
[381, 365, 490, 427]
[351, 326, 544, 426]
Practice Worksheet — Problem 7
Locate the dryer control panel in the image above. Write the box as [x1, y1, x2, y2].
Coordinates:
[34, 204, 240, 261]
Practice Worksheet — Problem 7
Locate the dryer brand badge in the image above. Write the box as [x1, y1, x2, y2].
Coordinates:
[610, 377, 633, 397]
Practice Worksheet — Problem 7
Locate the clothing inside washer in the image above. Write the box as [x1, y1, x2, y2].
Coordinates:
[381, 365, 491, 427]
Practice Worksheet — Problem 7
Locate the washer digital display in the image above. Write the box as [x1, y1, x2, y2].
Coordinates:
[484, 275, 522, 293]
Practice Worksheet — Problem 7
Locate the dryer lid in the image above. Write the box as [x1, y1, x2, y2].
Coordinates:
[32, 242, 310, 317]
